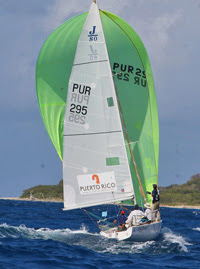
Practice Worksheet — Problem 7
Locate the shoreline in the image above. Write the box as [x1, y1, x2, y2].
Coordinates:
[160, 204, 200, 209]
[0, 197, 199, 209]
[0, 197, 63, 203]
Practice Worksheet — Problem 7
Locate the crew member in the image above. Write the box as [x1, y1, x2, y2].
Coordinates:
[144, 202, 153, 221]
[146, 184, 160, 220]
[113, 210, 127, 231]
[125, 204, 144, 226]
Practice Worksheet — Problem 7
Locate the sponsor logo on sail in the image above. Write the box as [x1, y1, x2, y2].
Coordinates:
[88, 26, 98, 41]
[77, 171, 117, 194]
[88, 45, 98, 60]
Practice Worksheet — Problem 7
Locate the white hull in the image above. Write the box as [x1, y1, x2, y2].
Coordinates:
[100, 220, 162, 241]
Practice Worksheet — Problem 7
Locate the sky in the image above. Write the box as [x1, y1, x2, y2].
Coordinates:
[0, 0, 200, 197]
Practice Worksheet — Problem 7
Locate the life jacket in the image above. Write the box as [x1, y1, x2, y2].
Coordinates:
[152, 189, 160, 203]
[117, 215, 127, 225]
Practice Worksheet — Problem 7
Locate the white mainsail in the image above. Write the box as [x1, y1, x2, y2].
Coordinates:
[63, 1, 134, 210]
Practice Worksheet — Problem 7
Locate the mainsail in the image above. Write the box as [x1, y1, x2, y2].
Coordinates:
[36, 1, 159, 208]
[63, 2, 134, 210]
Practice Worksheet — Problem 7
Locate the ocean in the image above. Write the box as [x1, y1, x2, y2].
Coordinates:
[0, 200, 199, 269]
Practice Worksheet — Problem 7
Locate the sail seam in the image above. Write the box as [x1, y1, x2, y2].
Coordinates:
[64, 130, 121, 136]
[74, 60, 108, 66]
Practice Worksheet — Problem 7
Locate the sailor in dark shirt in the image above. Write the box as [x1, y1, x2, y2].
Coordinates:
[152, 184, 160, 204]
[113, 210, 127, 231]
[146, 184, 160, 220]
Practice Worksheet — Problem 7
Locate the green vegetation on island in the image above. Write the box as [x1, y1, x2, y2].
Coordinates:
[160, 173, 200, 206]
[20, 180, 63, 201]
[20, 174, 200, 206]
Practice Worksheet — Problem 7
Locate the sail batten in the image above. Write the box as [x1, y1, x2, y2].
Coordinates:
[74, 60, 108, 66]
[64, 130, 122, 137]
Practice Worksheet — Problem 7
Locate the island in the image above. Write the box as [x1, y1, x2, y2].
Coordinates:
[18, 173, 200, 207]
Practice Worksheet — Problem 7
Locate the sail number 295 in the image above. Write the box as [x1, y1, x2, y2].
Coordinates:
[70, 104, 87, 115]
[69, 103, 87, 124]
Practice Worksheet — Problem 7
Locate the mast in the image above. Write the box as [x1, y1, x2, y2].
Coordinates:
[93, 0, 145, 203]
[113, 86, 147, 203]
[93, 0, 138, 205]
[97, 2, 136, 204]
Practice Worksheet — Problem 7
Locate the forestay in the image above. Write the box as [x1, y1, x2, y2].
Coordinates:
[63, 1, 134, 210]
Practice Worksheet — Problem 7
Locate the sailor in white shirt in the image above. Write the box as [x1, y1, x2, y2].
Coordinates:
[144, 203, 153, 221]
[125, 204, 144, 226]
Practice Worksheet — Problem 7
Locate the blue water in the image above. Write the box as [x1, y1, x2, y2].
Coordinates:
[0, 200, 200, 269]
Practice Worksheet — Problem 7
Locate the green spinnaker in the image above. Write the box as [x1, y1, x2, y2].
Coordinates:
[36, 10, 159, 207]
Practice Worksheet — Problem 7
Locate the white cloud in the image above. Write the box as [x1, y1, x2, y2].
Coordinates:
[1, 0, 200, 120]
[42, 0, 89, 31]
[0, 0, 131, 111]
[41, 0, 130, 32]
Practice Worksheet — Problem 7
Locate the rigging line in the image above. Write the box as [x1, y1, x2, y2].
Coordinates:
[102, 9, 159, 185]
[113, 86, 147, 203]
[114, 203, 119, 221]
[73, 60, 108, 67]
[119, 205, 132, 213]
[83, 209, 116, 226]
[82, 209, 100, 230]
[125, 141, 139, 145]
[85, 207, 119, 222]
[63, 130, 121, 137]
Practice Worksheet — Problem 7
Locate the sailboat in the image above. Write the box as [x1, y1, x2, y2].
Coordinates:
[36, 0, 161, 241]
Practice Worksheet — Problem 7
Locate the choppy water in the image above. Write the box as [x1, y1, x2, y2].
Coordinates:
[0, 200, 200, 268]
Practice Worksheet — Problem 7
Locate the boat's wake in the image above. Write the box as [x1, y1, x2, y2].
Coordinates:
[0, 223, 191, 254]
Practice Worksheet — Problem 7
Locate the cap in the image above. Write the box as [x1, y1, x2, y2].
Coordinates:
[121, 210, 125, 215]
[144, 203, 151, 209]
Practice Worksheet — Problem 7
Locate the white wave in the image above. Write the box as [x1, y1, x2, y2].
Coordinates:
[0, 223, 97, 242]
[130, 240, 155, 251]
[0, 233, 6, 239]
[192, 211, 200, 216]
[162, 228, 192, 252]
[99, 239, 156, 254]
[192, 227, 200, 232]
[0, 223, 193, 255]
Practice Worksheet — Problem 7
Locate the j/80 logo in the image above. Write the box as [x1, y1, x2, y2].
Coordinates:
[88, 26, 98, 41]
